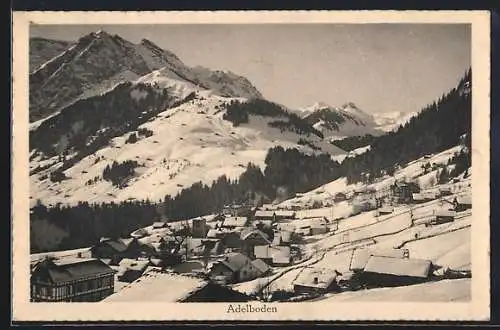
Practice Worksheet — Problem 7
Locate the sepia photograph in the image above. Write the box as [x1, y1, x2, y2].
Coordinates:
[12, 11, 490, 322]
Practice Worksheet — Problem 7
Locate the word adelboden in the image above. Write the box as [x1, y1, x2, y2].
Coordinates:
[226, 304, 278, 313]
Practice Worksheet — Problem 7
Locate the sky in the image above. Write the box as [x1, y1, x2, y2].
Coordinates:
[30, 24, 471, 114]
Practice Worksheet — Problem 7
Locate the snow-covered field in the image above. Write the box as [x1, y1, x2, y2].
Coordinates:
[30, 91, 346, 207]
[318, 278, 470, 302]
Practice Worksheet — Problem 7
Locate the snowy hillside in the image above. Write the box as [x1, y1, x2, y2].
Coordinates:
[29, 90, 346, 207]
[29, 30, 263, 122]
[278, 144, 467, 209]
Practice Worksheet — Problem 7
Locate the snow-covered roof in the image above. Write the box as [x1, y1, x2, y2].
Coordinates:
[117, 258, 149, 274]
[219, 253, 252, 272]
[350, 248, 407, 271]
[222, 216, 248, 228]
[240, 229, 270, 243]
[251, 259, 270, 274]
[104, 270, 208, 302]
[456, 195, 472, 205]
[433, 209, 456, 217]
[294, 267, 338, 289]
[363, 256, 432, 278]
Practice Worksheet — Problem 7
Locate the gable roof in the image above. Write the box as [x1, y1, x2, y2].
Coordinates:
[222, 217, 248, 228]
[254, 245, 273, 259]
[350, 248, 408, 271]
[240, 229, 270, 243]
[254, 245, 291, 264]
[294, 267, 338, 289]
[104, 270, 207, 302]
[251, 259, 271, 274]
[32, 258, 115, 284]
[363, 256, 432, 278]
[220, 253, 251, 272]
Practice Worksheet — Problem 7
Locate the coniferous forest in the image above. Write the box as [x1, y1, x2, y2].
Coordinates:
[30, 69, 471, 253]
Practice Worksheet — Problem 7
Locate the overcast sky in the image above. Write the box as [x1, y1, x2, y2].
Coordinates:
[30, 24, 471, 114]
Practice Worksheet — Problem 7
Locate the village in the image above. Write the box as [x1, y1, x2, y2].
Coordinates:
[30, 148, 473, 303]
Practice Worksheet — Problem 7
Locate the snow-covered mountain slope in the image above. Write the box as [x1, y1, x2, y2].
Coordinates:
[29, 30, 263, 123]
[29, 37, 71, 73]
[300, 102, 384, 138]
[373, 111, 418, 132]
[278, 144, 468, 209]
[298, 101, 419, 136]
[29, 91, 346, 207]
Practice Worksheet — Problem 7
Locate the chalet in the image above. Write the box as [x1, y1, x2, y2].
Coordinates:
[430, 209, 455, 225]
[272, 230, 292, 246]
[293, 267, 340, 295]
[31, 257, 115, 302]
[254, 245, 291, 266]
[253, 245, 273, 265]
[104, 269, 253, 302]
[220, 231, 244, 250]
[453, 195, 472, 212]
[222, 216, 249, 229]
[251, 259, 271, 276]
[349, 248, 409, 272]
[186, 238, 224, 257]
[90, 237, 141, 265]
[306, 217, 329, 235]
[116, 258, 150, 283]
[254, 210, 277, 221]
[223, 204, 253, 217]
[392, 181, 418, 203]
[208, 253, 263, 283]
[240, 229, 271, 258]
[272, 246, 292, 266]
[359, 256, 432, 287]
[254, 210, 296, 221]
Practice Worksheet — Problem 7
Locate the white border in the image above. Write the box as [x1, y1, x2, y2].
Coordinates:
[12, 10, 490, 321]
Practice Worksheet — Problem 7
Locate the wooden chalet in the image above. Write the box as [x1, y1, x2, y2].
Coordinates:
[31, 257, 115, 302]
[90, 237, 141, 265]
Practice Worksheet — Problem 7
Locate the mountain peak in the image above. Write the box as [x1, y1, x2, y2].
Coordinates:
[303, 101, 333, 113]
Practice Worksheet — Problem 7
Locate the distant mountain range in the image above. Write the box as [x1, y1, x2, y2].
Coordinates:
[295, 101, 417, 138]
[28, 30, 449, 208]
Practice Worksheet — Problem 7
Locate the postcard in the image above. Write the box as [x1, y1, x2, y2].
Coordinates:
[12, 10, 490, 322]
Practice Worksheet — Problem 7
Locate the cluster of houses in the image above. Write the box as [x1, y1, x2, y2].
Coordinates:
[30, 180, 472, 303]
[288, 247, 434, 298]
[30, 203, 334, 302]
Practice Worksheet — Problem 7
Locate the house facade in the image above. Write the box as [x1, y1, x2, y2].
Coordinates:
[31, 258, 115, 302]
[209, 253, 262, 283]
